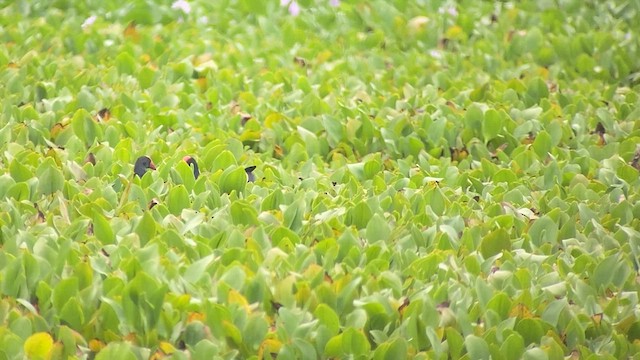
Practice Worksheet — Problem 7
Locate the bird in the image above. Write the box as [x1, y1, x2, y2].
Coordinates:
[182, 155, 256, 182]
[245, 166, 256, 182]
[134, 156, 156, 177]
[183, 155, 200, 179]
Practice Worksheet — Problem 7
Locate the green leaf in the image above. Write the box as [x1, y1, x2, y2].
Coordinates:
[92, 211, 115, 245]
[500, 333, 525, 360]
[222, 320, 242, 346]
[528, 215, 558, 248]
[173, 160, 196, 191]
[493, 169, 518, 183]
[465, 104, 484, 133]
[53, 278, 79, 313]
[71, 109, 100, 146]
[465, 335, 490, 360]
[2, 256, 23, 297]
[230, 200, 259, 226]
[283, 198, 305, 232]
[183, 255, 215, 284]
[366, 213, 391, 243]
[191, 340, 220, 360]
[60, 297, 84, 329]
[6, 182, 30, 201]
[135, 211, 157, 246]
[212, 150, 237, 171]
[375, 337, 408, 360]
[122, 271, 166, 332]
[36, 158, 64, 196]
[115, 52, 137, 75]
[616, 163, 638, 184]
[219, 166, 246, 194]
[324, 333, 344, 357]
[592, 255, 623, 290]
[243, 315, 269, 351]
[167, 185, 190, 216]
[515, 318, 545, 346]
[314, 304, 340, 335]
[322, 115, 346, 146]
[364, 158, 382, 180]
[525, 77, 549, 105]
[486, 292, 513, 320]
[262, 189, 284, 211]
[334, 327, 370, 356]
[482, 109, 502, 143]
[532, 130, 552, 158]
[480, 228, 511, 258]
[95, 342, 137, 360]
[446, 327, 464, 359]
[9, 159, 33, 182]
[271, 226, 301, 250]
[345, 201, 372, 229]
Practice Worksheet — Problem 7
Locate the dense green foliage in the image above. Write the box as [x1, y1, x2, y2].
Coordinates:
[1, 0, 640, 359]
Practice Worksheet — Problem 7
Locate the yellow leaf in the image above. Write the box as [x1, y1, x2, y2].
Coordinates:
[24, 332, 53, 359]
[592, 313, 603, 326]
[509, 303, 534, 319]
[445, 25, 463, 39]
[124, 22, 139, 40]
[159, 341, 176, 354]
[315, 50, 332, 64]
[228, 289, 251, 313]
[139, 54, 151, 63]
[295, 283, 312, 305]
[196, 77, 208, 92]
[187, 312, 206, 323]
[264, 113, 285, 128]
[149, 350, 165, 360]
[258, 338, 283, 359]
[89, 339, 105, 352]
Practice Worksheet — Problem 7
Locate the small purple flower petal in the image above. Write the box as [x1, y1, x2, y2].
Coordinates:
[288, 0, 300, 16]
[81, 15, 97, 29]
[171, 0, 191, 14]
[438, 6, 458, 17]
[329, 0, 340, 7]
[280, 0, 290, 6]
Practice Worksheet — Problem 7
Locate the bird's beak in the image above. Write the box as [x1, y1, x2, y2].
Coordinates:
[149, 161, 157, 170]
[183, 156, 191, 163]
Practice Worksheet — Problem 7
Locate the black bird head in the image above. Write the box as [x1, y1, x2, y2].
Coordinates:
[134, 156, 156, 177]
[245, 166, 256, 183]
[183, 155, 200, 179]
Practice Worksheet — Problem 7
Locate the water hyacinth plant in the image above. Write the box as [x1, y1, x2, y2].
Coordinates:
[0, 0, 639, 359]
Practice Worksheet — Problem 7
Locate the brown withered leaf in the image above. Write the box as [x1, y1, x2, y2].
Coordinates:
[148, 198, 160, 210]
[97, 108, 111, 122]
[293, 56, 307, 67]
[85, 152, 96, 165]
[270, 300, 283, 313]
[124, 22, 139, 40]
[34, 203, 45, 223]
[324, 271, 333, 283]
[631, 146, 640, 171]
[273, 144, 284, 159]
[240, 113, 252, 126]
[397, 297, 410, 314]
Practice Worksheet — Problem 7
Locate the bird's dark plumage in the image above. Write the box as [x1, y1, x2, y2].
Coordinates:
[183, 156, 200, 179]
[245, 166, 256, 182]
[134, 156, 156, 177]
